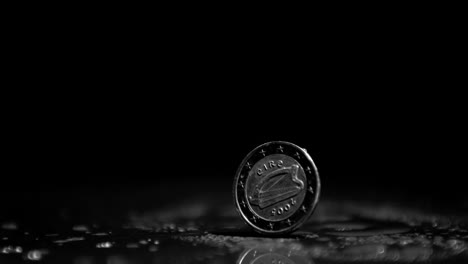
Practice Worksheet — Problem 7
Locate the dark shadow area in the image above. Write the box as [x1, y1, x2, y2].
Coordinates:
[1, 25, 467, 262]
[2, 106, 467, 228]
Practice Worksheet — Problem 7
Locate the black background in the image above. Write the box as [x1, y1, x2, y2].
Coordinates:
[2, 21, 467, 228]
[3, 92, 467, 227]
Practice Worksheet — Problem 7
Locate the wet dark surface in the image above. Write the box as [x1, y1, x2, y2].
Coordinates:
[1, 187, 467, 263]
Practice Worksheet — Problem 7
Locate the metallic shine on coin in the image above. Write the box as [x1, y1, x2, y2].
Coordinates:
[233, 141, 320, 235]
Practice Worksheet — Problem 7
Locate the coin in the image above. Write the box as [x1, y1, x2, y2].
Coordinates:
[233, 141, 320, 235]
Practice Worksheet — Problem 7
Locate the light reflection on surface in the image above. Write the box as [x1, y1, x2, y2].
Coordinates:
[0, 199, 467, 263]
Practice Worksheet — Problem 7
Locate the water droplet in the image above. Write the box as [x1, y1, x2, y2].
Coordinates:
[92, 232, 108, 236]
[153, 240, 160, 245]
[447, 239, 465, 251]
[74, 256, 95, 264]
[26, 249, 47, 261]
[320, 222, 369, 231]
[399, 237, 413, 245]
[305, 234, 319, 239]
[327, 227, 410, 237]
[96, 242, 113, 248]
[106, 256, 126, 264]
[1, 222, 18, 230]
[139, 239, 148, 245]
[126, 243, 139, 248]
[1, 246, 22, 254]
[73, 225, 89, 232]
[342, 244, 386, 258]
[399, 246, 432, 261]
[53, 237, 85, 244]
[148, 245, 158, 252]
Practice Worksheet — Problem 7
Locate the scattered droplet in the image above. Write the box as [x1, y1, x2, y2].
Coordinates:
[93, 232, 108, 236]
[399, 237, 413, 245]
[447, 239, 465, 251]
[26, 249, 48, 261]
[342, 244, 386, 257]
[126, 243, 139, 249]
[305, 234, 319, 239]
[399, 246, 433, 261]
[1, 246, 22, 254]
[1, 222, 18, 230]
[139, 239, 148, 245]
[53, 237, 85, 244]
[73, 225, 89, 232]
[96, 242, 113, 248]
[327, 227, 411, 237]
[148, 245, 158, 252]
[153, 240, 160, 245]
[316, 237, 331, 242]
[106, 255, 127, 264]
[73, 256, 95, 264]
[320, 222, 369, 231]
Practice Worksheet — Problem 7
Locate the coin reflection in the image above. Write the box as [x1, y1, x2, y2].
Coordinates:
[237, 246, 313, 264]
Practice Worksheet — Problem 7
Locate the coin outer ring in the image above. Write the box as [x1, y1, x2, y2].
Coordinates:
[233, 141, 321, 235]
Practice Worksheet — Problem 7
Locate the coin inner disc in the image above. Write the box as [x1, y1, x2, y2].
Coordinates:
[245, 154, 307, 222]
